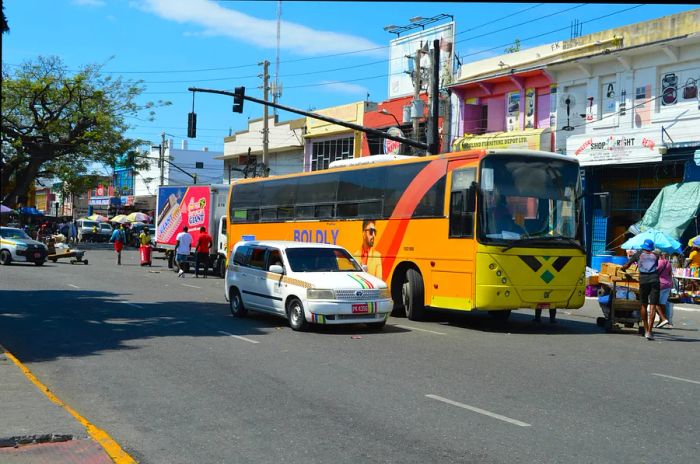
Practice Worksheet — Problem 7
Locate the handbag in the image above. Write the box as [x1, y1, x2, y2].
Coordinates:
[683, 78, 697, 100]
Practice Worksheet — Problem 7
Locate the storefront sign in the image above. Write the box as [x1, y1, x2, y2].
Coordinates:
[506, 92, 520, 131]
[383, 127, 404, 155]
[524, 88, 536, 129]
[568, 132, 661, 166]
[89, 196, 112, 206]
[120, 195, 135, 206]
[452, 128, 550, 152]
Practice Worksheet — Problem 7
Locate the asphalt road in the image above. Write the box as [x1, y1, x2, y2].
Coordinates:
[1, 247, 699, 464]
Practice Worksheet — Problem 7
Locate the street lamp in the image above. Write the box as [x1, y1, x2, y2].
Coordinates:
[379, 109, 401, 127]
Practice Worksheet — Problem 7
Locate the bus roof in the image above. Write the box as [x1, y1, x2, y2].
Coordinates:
[230, 148, 577, 185]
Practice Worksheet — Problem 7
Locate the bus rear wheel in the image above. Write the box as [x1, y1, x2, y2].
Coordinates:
[402, 269, 425, 321]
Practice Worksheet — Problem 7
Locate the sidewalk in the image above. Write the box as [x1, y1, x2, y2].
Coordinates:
[0, 348, 117, 463]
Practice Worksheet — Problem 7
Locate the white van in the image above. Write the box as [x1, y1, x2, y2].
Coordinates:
[224, 241, 393, 331]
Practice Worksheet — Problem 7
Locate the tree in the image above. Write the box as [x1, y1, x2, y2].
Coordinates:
[1, 56, 169, 207]
[504, 39, 521, 54]
[1, 3, 9, 34]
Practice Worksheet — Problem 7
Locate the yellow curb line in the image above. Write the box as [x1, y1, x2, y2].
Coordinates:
[2, 347, 137, 464]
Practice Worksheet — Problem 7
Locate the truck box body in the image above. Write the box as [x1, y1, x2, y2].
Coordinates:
[155, 184, 229, 275]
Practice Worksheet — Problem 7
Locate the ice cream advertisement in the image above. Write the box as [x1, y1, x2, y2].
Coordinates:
[156, 186, 211, 247]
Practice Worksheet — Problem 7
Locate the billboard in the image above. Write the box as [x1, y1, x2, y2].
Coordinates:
[156, 185, 211, 247]
[388, 22, 455, 99]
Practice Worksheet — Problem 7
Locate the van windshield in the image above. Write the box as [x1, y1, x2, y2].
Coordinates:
[82, 221, 98, 228]
[286, 248, 362, 272]
[0, 228, 31, 240]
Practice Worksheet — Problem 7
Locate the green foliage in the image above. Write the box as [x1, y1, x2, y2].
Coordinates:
[504, 39, 521, 54]
[1, 56, 170, 206]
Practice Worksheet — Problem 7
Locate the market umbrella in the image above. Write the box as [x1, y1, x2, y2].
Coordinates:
[87, 214, 108, 222]
[621, 228, 682, 254]
[688, 235, 700, 247]
[126, 212, 150, 223]
[0, 204, 13, 214]
[110, 214, 130, 224]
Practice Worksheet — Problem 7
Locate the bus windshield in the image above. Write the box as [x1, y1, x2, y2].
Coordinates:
[479, 155, 581, 246]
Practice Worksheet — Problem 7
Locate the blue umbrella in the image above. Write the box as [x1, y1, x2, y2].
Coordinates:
[621, 228, 682, 254]
[0, 204, 13, 214]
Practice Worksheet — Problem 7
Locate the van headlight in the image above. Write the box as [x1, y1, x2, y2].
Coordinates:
[16, 242, 27, 250]
[307, 289, 335, 300]
[379, 288, 391, 299]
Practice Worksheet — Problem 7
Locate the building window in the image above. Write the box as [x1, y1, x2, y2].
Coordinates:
[601, 77, 617, 117]
[311, 137, 354, 171]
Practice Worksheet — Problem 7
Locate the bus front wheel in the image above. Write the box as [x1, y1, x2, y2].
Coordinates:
[403, 269, 425, 321]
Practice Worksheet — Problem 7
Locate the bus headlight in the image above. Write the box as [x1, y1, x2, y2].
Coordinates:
[378, 288, 391, 299]
[496, 270, 502, 276]
[489, 263, 496, 270]
[307, 289, 335, 300]
[501, 277, 507, 284]
[505, 290, 510, 297]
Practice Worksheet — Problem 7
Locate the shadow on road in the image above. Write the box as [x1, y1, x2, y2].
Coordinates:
[0, 289, 270, 363]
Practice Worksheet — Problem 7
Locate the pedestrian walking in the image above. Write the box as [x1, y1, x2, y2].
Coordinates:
[534, 307, 557, 324]
[194, 226, 213, 278]
[655, 251, 673, 329]
[174, 226, 192, 278]
[621, 239, 660, 340]
[109, 224, 126, 265]
[139, 228, 152, 266]
[70, 220, 78, 244]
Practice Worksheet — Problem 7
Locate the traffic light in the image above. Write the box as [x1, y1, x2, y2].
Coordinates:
[233, 86, 245, 113]
[187, 112, 197, 138]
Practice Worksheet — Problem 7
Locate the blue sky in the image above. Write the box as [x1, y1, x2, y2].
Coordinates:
[3, 1, 698, 158]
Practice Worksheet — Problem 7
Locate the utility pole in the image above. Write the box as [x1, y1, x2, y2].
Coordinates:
[412, 48, 422, 156]
[428, 39, 440, 156]
[159, 131, 166, 185]
[260, 60, 270, 176]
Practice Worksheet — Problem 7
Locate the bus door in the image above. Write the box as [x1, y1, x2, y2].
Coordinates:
[431, 165, 477, 311]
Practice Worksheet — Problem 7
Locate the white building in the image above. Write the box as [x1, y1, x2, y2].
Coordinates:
[134, 139, 224, 198]
[219, 116, 305, 181]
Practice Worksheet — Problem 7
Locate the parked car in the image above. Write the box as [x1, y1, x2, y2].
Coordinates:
[76, 219, 101, 242]
[98, 223, 114, 242]
[224, 241, 393, 331]
[0, 226, 48, 266]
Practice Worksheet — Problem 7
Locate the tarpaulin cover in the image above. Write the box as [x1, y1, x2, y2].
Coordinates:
[634, 182, 700, 239]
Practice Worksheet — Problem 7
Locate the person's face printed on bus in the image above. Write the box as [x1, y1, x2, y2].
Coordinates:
[363, 221, 377, 249]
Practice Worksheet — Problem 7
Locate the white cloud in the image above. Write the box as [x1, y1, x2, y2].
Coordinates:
[139, 0, 384, 57]
[317, 81, 368, 96]
[73, 0, 106, 6]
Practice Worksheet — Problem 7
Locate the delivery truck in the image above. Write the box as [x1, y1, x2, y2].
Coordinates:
[155, 184, 229, 277]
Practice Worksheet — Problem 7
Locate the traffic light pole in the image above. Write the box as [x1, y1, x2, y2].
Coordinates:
[187, 87, 431, 153]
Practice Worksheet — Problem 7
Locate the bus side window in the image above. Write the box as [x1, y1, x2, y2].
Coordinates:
[449, 168, 476, 238]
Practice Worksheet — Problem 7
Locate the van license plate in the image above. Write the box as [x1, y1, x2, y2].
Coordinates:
[34, 252, 41, 258]
[536, 303, 550, 310]
[352, 303, 369, 314]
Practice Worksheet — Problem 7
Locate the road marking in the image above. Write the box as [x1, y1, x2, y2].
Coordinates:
[218, 330, 259, 344]
[67, 284, 80, 289]
[2, 347, 137, 464]
[182, 284, 202, 289]
[672, 304, 700, 313]
[652, 373, 700, 385]
[120, 301, 143, 309]
[425, 394, 532, 427]
[394, 324, 446, 335]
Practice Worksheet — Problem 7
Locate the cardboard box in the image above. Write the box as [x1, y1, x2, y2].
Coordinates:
[600, 262, 620, 276]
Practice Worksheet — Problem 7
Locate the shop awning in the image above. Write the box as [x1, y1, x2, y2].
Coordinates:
[634, 182, 700, 239]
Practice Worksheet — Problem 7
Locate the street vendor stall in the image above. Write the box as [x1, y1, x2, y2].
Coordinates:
[596, 263, 643, 333]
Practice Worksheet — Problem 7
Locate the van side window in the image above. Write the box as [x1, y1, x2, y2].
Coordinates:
[267, 249, 282, 268]
[233, 246, 249, 266]
[248, 247, 267, 270]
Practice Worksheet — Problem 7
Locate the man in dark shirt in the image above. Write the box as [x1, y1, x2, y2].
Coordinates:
[194, 226, 213, 278]
[621, 239, 659, 340]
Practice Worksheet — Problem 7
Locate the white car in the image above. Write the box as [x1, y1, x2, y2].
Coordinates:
[224, 240, 393, 331]
[0, 227, 48, 266]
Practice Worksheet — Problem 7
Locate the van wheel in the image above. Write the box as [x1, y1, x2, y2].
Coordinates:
[367, 320, 387, 330]
[229, 288, 247, 317]
[287, 298, 308, 331]
[402, 269, 425, 321]
[1, 250, 12, 265]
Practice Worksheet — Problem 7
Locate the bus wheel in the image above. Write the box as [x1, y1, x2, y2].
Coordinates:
[287, 298, 308, 331]
[403, 269, 425, 321]
[488, 310, 511, 321]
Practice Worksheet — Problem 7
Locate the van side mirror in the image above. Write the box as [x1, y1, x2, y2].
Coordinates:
[361, 264, 368, 272]
[269, 264, 284, 274]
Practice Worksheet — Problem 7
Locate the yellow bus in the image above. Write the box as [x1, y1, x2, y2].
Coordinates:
[225, 149, 586, 321]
